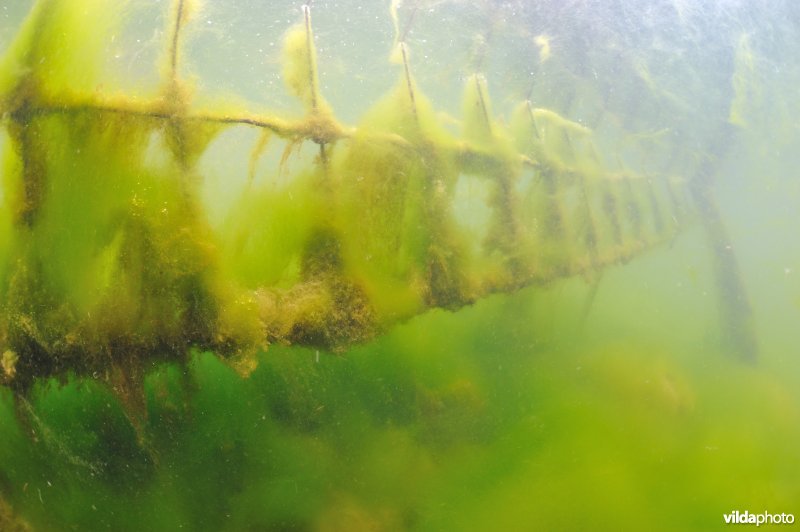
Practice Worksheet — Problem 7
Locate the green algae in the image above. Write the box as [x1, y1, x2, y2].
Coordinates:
[0, 0, 792, 529]
[0, 0, 123, 104]
[0, 0, 703, 394]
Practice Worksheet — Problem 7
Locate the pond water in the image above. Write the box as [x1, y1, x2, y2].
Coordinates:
[0, 1, 798, 530]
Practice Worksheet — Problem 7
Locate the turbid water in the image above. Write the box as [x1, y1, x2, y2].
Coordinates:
[0, 1, 798, 530]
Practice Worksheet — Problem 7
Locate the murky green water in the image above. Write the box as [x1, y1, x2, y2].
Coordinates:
[0, 1, 799, 530]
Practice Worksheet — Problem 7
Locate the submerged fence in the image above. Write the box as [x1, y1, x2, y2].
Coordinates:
[0, 0, 754, 420]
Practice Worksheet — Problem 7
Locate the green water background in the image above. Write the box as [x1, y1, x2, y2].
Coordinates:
[1, 0, 799, 530]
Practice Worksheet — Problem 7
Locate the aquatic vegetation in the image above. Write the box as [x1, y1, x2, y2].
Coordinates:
[0, 0, 791, 529]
